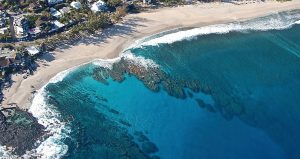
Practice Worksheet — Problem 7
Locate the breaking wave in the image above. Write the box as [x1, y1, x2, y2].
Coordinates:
[92, 51, 159, 69]
[12, 9, 300, 159]
[133, 10, 300, 47]
[28, 68, 75, 159]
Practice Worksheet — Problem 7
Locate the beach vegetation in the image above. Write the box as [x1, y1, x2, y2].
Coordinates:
[160, 0, 185, 6]
[106, 0, 123, 8]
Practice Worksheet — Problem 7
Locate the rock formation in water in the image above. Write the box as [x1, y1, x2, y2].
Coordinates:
[0, 108, 45, 156]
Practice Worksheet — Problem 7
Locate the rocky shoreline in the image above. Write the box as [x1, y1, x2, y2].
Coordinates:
[0, 108, 45, 156]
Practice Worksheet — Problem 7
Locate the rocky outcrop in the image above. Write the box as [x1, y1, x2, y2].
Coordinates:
[0, 108, 45, 156]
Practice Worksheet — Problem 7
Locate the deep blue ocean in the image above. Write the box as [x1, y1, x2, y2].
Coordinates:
[26, 10, 300, 159]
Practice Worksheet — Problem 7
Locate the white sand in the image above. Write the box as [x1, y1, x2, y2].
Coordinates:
[3, 0, 300, 109]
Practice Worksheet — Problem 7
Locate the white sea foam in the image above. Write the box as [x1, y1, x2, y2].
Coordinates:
[92, 57, 121, 69]
[122, 51, 159, 68]
[92, 51, 159, 69]
[27, 68, 75, 159]
[133, 11, 300, 47]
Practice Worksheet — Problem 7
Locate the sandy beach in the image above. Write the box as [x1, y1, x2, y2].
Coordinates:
[2, 0, 300, 110]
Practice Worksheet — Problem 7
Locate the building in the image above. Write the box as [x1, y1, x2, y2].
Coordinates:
[51, 20, 65, 32]
[0, 48, 16, 68]
[0, 57, 10, 68]
[13, 16, 28, 37]
[90, 0, 107, 12]
[70, 1, 81, 10]
[25, 46, 40, 56]
[59, 7, 71, 15]
[28, 2, 43, 12]
[28, 27, 41, 35]
[0, 27, 8, 34]
[50, 8, 62, 18]
[0, 11, 8, 28]
[47, 0, 64, 5]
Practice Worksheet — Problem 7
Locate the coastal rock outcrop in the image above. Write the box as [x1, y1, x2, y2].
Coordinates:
[0, 108, 45, 156]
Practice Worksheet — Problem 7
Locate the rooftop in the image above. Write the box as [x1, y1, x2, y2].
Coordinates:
[25, 46, 40, 56]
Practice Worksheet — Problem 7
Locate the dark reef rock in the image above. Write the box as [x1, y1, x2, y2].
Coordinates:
[141, 141, 159, 154]
[92, 56, 247, 123]
[134, 131, 150, 143]
[195, 98, 216, 113]
[0, 108, 45, 156]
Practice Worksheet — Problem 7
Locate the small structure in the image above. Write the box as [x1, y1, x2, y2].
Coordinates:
[28, 3, 42, 12]
[0, 57, 10, 68]
[13, 16, 28, 37]
[50, 8, 62, 18]
[59, 7, 71, 15]
[70, 1, 81, 10]
[51, 20, 65, 31]
[47, 0, 64, 5]
[91, 0, 107, 12]
[143, 0, 151, 4]
[0, 27, 8, 34]
[0, 48, 16, 68]
[28, 27, 41, 35]
[0, 11, 9, 29]
[25, 46, 40, 56]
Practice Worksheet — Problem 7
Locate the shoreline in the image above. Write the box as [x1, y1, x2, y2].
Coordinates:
[2, 0, 300, 110]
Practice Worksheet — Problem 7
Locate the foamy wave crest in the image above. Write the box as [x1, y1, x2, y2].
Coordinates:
[136, 10, 300, 47]
[92, 57, 121, 69]
[28, 69, 74, 159]
[93, 51, 159, 69]
[122, 51, 159, 68]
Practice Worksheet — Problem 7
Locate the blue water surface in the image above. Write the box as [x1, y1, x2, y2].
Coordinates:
[44, 22, 300, 159]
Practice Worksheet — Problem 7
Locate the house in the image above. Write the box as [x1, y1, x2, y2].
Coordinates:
[0, 19, 6, 28]
[47, 0, 64, 5]
[25, 46, 41, 56]
[28, 3, 42, 12]
[90, 0, 107, 12]
[0, 27, 8, 34]
[50, 8, 62, 18]
[0, 57, 10, 68]
[13, 16, 28, 37]
[0, 11, 8, 28]
[70, 1, 81, 9]
[0, 11, 7, 18]
[0, 48, 16, 68]
[28, 27, 41, 35]
[50, 20, 65, 32]
[59, 7, 71, 15]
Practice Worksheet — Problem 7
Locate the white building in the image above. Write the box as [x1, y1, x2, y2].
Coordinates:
[50, 8, 62, 18]
[51, 20, 65, 32]
[70, 1, 81, 9]
[0, 27, 8, 34]
[90, 0, 107, 12]
[59, 7, 71, 15]
[47, 0, 64, 5]
[13, 16, 28, 37]
[25, 46, 40, 56]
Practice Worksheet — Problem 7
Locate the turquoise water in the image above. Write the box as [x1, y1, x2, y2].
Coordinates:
[31, 10, 300, 159]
